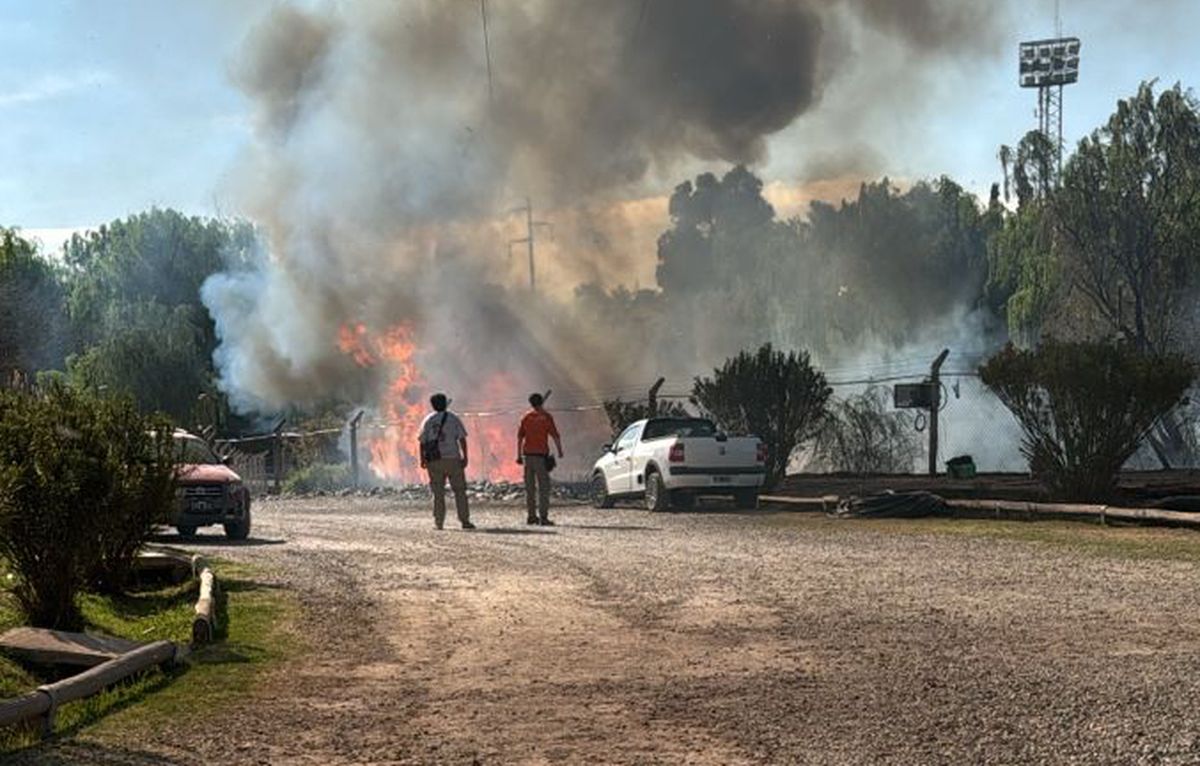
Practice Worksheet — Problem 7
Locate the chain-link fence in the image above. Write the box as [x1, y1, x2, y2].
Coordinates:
[201, 357, 1200, 495]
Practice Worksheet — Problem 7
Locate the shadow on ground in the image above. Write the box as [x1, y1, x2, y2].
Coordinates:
[149, 533, 286, 547]
[9, 741, 190, 766]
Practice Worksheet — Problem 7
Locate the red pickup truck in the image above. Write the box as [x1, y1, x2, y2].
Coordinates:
[172, 430, 252, 540]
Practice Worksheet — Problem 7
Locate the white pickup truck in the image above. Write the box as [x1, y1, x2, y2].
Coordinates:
[589, 417, 766, 511]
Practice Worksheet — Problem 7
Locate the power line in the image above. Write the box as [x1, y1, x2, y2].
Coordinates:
[480, 0, 495, 106]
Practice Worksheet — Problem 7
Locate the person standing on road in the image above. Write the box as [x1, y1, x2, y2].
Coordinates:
[516, 392, 564, 526]
[418, 393, 475, 531]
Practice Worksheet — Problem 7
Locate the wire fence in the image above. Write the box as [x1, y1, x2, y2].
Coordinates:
[204, 357, 1051, 495]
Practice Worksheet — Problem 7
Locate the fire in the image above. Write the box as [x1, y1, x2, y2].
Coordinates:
[338, 322, 525, 484]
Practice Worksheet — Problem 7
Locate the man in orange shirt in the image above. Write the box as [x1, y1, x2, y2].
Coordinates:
[516, 392, 564, 526]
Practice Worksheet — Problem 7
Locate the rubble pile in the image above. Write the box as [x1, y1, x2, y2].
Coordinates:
[273, 480, 592, 505]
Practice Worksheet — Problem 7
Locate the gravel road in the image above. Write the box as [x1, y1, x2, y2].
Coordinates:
[19, 497, 1200, 765]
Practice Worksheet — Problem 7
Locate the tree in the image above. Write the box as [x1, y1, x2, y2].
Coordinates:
[1054, 83, 1200, 356]
[692, 344, 831, 488]
[812, 386, 921, 474]
[62, 209, 256, 426]
[979, 339, 1193, 502]
[989, 83, 1200, 351]
[0, 228, 68, 378]
[67, 303, 214, 423]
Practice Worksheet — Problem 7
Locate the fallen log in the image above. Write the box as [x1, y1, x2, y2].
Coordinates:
[946, 499, 1200, 529]
[0, 640, 177, 735]
[758, 495, 840, 511]
[192, 568, 219, 644]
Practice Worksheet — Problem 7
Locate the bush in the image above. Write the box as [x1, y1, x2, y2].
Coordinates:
[283, 462, 354, 494]
[0, 383, 175, 628]
[601, 398, 689, 440]
[813, 386, 921, 473]
[979, 339, 1194, 501]
[693, 344, 831, 489]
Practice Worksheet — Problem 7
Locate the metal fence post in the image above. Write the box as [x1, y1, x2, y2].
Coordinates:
[349, 410, 364, 488]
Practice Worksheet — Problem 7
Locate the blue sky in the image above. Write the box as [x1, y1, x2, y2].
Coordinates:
[2, 0, 1198, 249]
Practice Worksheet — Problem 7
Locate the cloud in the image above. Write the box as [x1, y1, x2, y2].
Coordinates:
[0, 70, 114, 109]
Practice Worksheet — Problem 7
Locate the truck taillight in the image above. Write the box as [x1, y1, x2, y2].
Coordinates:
[669, 443, 685, 462]
[756, 441, 767, 463]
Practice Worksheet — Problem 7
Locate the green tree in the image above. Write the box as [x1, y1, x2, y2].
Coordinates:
[989, 83, 1200, 350]
[67, 302, 213, 424]
[62, 209, 256, 424]
[979, 339, 1193, 502]
[1054, 82, 1200, 355]
[692, 344, 831, 489]
[0, 228, 68, 377]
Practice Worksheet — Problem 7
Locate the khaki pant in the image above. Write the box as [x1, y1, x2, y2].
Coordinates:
[427, 458, 470, 527]
[523, 455, 552, 521]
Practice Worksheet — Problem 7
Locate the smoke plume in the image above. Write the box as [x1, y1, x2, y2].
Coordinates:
[204, 0, 1008, 443]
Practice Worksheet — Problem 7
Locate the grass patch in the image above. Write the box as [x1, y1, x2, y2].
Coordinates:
[0, 559, 298, 753]
[767, 511, 1200, 564]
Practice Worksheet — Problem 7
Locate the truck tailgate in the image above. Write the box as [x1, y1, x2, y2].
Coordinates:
[678, 437, 759, 469]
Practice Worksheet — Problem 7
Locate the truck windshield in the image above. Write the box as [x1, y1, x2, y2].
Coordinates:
[642, 419, 717, 440]
[174, 437, 222, 465]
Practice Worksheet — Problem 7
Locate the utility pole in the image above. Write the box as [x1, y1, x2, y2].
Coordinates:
[928, 349, 950, 477]
[508, 197, 552, 292]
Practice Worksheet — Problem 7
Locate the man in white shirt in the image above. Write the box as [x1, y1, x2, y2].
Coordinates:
[418, 393, 474, 530]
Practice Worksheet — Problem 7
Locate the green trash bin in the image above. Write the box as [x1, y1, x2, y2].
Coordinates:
[946, 455, 976, 479]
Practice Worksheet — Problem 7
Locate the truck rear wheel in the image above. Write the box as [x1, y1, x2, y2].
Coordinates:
[176, 525, 197, 539]
[645, 470, 670, 512]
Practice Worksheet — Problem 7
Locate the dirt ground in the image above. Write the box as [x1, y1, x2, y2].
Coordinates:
[16, 496, 1200, 765]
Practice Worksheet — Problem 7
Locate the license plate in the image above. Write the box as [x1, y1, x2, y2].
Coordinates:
[712, 476, 732, 484]
[193, 500, 209, 511]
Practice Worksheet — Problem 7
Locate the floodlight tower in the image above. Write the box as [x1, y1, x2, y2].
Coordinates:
[1019, 35, 1081, 173]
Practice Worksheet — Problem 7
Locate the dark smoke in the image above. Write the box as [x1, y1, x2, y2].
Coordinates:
[204, 0, 1009, 418]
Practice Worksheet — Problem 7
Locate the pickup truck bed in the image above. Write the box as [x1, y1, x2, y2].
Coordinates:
[590, 417, 766, 511]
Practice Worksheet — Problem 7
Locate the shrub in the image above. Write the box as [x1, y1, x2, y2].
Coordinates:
[601, 398, 689, 440]
[813, 386, 922, 473]
[89, 400, 176, 593]
[0, 383, 175, 627]
[979, 339, 1194, 501]
[283, 462, 354, 494]
[693, 344, 831, 489]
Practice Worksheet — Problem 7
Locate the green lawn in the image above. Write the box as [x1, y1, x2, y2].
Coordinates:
[0, 558, 298, 752]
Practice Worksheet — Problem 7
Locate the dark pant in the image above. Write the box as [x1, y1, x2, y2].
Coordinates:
[523, 455, 551, 521]
[427, 458, 470, 527]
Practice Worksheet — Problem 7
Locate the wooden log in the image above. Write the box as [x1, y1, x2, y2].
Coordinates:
[947, 499, 1200, 529]
[759, 495, 840, 512]
[31, 640, 177, 732]
[0, 640, 179, 734]
[192, 568, 218, 644]
[191, 554, 208, 579]
[0, 690, 51, 730]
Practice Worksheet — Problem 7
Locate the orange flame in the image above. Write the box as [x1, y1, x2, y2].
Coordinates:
[338, 322, 524, 484]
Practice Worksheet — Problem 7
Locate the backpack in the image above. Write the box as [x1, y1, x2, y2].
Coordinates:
[420, 412, 450, 464]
